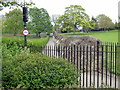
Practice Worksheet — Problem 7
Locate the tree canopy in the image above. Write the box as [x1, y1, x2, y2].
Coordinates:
[28, 7, 53, 37]
[0, 0, 34, 11]
[56, 5, 95, 33]
[3, 9, 23, 36]
[96, 14, 114, 30]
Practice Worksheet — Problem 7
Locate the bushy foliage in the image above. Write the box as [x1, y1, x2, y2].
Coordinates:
[2, 37, 49, 53]
[29, 7, 53, 37]
[3, 9, 23, 36]
[96, 14, 114, 30]
[2, 42, 23, 59]
[2, 38, 30, 59]
[2, 37, 79, 88]
[2, 38, 24, 47]
[2, 53, 79, 88]
[56, 5, 95, 32]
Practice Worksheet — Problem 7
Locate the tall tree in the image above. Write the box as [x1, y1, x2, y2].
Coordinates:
[96, 14, 114, 30]
[56, 5, 95, 33]
[3, 9, 23, 36]
[29, 7, 53, 37]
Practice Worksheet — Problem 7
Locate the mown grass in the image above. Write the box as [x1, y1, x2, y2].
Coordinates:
[28, 37, 49, 52]
[60, 30, 118, 42]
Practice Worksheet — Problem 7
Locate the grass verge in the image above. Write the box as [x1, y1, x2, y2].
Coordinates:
[59, 30, 118, 42]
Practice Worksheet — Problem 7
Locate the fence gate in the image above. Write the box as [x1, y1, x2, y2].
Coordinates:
[42, 42, 120, 89]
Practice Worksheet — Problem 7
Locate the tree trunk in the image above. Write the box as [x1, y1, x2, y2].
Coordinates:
[73, 25, 76, 35]
[38, 33, 40, 38]
[14, 32, 17, 36]
[36, 33, 38, 37]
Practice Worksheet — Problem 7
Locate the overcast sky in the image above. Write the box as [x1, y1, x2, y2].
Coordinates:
[0, 0, 119, 22]
[33, 0, 119, 22]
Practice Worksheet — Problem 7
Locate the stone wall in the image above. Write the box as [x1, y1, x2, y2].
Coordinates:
[54, 34, 102, 72]
[55, 35, 101, 46]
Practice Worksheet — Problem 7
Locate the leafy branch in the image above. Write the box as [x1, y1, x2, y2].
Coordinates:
[0, 1, 35, 10]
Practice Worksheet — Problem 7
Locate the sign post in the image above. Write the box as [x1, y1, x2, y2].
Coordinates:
[23, 2, 28, 47]
[24, 34, 27, 47]
[22, 29, 29, 46]
[22, 29, 29, 36]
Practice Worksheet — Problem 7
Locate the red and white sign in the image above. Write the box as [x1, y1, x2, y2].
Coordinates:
[22, 29, 29, 36]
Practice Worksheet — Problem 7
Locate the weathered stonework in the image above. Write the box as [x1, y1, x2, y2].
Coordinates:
[55, 35, 100, 46]
[54, 34, 102, 72]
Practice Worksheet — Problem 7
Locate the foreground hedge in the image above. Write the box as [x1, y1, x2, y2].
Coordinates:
[2, 53, 79, 88]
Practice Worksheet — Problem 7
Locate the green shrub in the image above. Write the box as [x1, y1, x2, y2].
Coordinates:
[2, 37, 49, 53]
[2, 42, 24, 59]
[2, 53, 79, 88]
[2, 38, 24, 48]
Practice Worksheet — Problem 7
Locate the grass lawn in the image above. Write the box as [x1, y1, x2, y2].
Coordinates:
[60, 30, 118, 42]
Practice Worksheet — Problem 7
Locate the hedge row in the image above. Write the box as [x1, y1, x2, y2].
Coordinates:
[2, 37, 79, 88]
[2, 37, 49, 52]
[2, 53, 79, 88]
